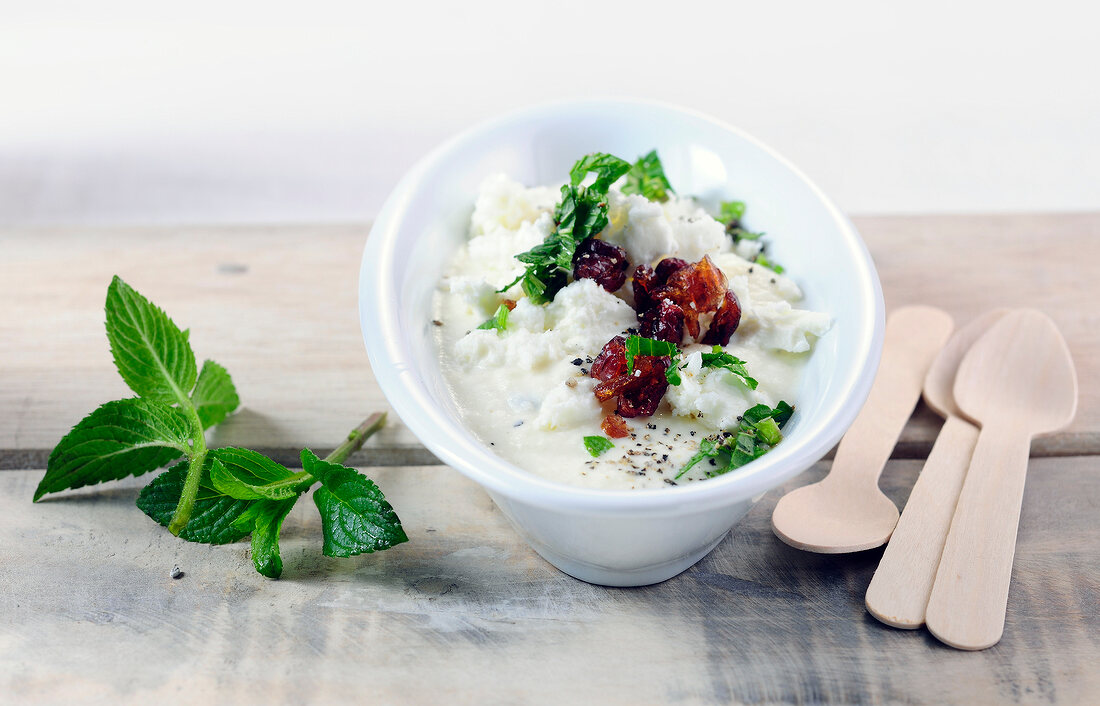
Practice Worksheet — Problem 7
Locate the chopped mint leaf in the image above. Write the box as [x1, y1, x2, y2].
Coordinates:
[699, 346, 758, 390]
[625, 335, 680, 375]
[730, 228, 765, 242]
[477, 303, 510, 332]
[770, 401, 794, 427]
[678, 438, 716, 477]
[105, 275, 198, 405]
[191, 360, 240, 429]
[34, 398, 191, 501]
[569, 152, 633, 191]
[677, 399, 794, 478]
[715, 201, 764, 242]
[754, 416, 783, 445]
[665, 363, 683, 386]
[755, 255, 784, 274]
[583, 435, 614, 457]
[507, 153, 631, 304]
[717, 200, 746, 224]
[622, 150, 674, 202]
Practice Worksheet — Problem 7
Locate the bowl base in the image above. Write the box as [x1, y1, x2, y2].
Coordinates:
[525, 531, 730, 587]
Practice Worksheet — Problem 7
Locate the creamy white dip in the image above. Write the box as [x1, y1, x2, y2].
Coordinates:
[434, 173, 831, 489]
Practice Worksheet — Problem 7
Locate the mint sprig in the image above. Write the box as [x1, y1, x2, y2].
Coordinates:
[35, 276, 406, 579]
[501, 152, 631, 303]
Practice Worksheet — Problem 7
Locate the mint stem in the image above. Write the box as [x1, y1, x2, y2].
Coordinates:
[168, 403, 209, 535]
[325, 412, 387, 465]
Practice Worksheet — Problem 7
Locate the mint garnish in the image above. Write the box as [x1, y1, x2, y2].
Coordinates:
[35, 276, 406, 578]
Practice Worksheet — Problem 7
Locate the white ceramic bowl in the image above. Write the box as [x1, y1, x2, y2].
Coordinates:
[360, 99, 884, 587]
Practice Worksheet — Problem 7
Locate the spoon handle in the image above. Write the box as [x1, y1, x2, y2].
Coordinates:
[925, 424, 1031, 650]
[828, 306, 954, 491]
[865, 414, 979, 628]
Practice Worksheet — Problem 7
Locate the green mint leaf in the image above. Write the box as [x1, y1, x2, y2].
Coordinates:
[679, 399, 794, 479]
[770, 401, 794, 428]
[191, 360, 240, 429]
[717, 200, 746, 224]
[35, 398, 191, 501]
[207, 448, 303, 501]
[568, 152, 632, 191]
[700, 346, 758, 390]
[303, 449, 408, 558]
[755, 254, 784, 274]
[136, 457, 253, 545]
[625, 335, 680, 375]
[583, 435, 614, 457]
[677, 438, 721, 478]
[730, 227, 764, 242]
[754, 416, 783, 445]
[665, 363, 682, 386]
[105, 276, 198, 405]
[741, 403, 774, 426]
[509, 153, 630, 304]
[476, 303, 510, 333]
[622, 150, 674, 202]
[232, 498, 297, 578]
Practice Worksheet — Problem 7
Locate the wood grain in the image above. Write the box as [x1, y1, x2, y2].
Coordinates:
[2, 213, 1099, 468]
[2, 457, 1096, 705]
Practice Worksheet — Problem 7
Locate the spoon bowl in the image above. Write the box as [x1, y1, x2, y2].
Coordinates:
[772, 306, 954, 553]
[953, 309, 1077, 434]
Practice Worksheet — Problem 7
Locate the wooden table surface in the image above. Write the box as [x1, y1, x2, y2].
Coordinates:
[2, 214, 1098, 704]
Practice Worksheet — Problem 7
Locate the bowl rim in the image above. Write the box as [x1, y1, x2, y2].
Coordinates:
[360, 97, 884, 514]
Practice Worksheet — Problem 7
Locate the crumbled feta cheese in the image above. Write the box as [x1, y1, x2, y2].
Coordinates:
[470, 175, 558, 237]
[454, 329, 566, 370]
[545, 279, 636, 352]
[665, 351, 767, 431]
[534, 378, 602, 430]
[743, 301, 832, 353]
[602, 193, 676, 266]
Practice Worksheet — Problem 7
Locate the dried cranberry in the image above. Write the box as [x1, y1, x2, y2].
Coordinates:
[653, 255, 728, 338]
[702, 290, 742, 346]
[601, 414, 631, 439]
[638, 299, 685, 343]
[592, 355, 670, 418]
[589, 336, 627, 382]
[573, 238, 629, 292]
[631, 264, 658, 312]
[617, 356, 670, 418]
[654, 257, 689, 283]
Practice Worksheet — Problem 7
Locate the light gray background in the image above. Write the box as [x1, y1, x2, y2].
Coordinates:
[2, 0, 1096, 225]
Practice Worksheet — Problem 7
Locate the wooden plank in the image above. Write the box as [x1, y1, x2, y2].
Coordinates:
[0, 224, 435, 469]
[2, 214, 1098, 468]
[2, 456, 1096, 704]
[863, 212, 1100, 458]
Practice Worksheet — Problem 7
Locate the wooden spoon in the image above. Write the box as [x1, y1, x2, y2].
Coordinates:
[772, 306, 954, 553]
[926, 309, 1077, 650]
[865, 309, 1006, 628]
